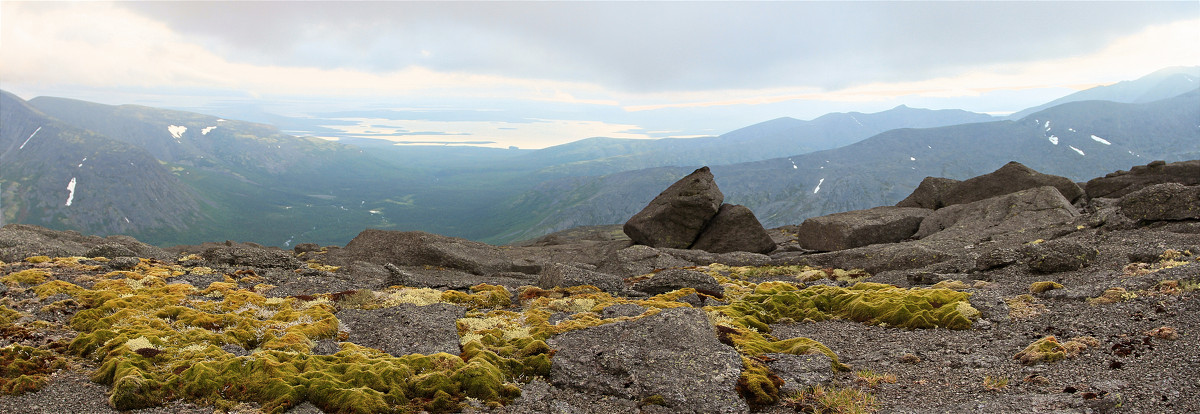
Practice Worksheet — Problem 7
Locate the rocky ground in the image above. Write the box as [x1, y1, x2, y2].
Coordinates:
[0, 160, 1197, 413]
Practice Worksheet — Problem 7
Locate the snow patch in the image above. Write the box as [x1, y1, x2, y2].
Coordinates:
[77, 157, 87, 168]
[123, 217, 130, 223]
[813, 178, 825, 194]
[1069, 146, 1085, 156]
[789, 159, 798, 169]
[65, 177, 77, 206]
[201, 126, 217, 135]
[850, 115, 864, 127]
[1090, 135, 1111, 145]
[1068, 128, 1076, 132]
[909, 157, 916, 161]
[1048, 135, 1059, 145]
[1044, 121, 1051, 131]
[369, 210, 382, 214]
[168, 125, 187, 141]
[19, 126, 41, 149]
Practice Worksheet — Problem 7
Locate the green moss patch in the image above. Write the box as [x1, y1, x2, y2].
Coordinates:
[1, 344, 65, 395]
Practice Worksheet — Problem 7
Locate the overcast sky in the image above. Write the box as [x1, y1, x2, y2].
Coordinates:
[2, 1, 1197, 148]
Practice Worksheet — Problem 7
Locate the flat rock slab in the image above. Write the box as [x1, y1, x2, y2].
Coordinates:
[334, 229, 516, 275]
[623, 166, 724, 249]
[917, 186, 1079, 241]
[631, 268, 723, 296]
[1086, 160, 1200, 199]
[337, 303, 465, 356]
[896, 176, 961, 209]
[548, 307, 747, 413]
[538, 263, 625, 293]
[796, 206, 931, 252]
[1118, 183, 1200, 221]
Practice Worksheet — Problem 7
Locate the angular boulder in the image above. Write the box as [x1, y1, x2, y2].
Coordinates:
[896, 177, 961, 209]
[630, 268, 724, 296]
[1086, 160, 1200, 199]
[1020, 239, 1099, 274]
[334, 229, 515, 275]
[916, 186, 1079, 241]
[538, 263, 626, 294]
[200, 245, 302, 269]
[623, 166, 724, 249]
[939, 161, 1084, 207]
[795, 206, 931, 252]
[691, 204, 777, 254]
[1118, 183, 1200, 221]
[548, 307, 747, 413]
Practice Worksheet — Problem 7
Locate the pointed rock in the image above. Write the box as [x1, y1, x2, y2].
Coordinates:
[939, 161, 1084, 207]
[896, 177, 960, 209]
[623, 166, 724, 249]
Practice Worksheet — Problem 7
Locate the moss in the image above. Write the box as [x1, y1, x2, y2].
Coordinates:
[737, 357, 783, 407]
[1005, 294, 1046, 319]
[784, 385, 878, 413]
[441, 284, 512, 308]
[639, 394, 667, 407]
[2, 269, 50, 286]
[1029, 281, 1064, 294]
[0, 305, 22, 326]
[0, 344, 65, 395]
[1014, 336, 1066, 365]
[930, 280, 970, 290]
[1090, 287, 1135, 304]
[24, 256, 51, 264]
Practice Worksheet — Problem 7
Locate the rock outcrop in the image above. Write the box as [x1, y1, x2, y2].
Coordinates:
[1118, 182, 1200, 221]
[333, 229, 520, 275]
[1085, 159, 1200, 199]
[938, 161, 1084, 207]
[623, 166, 776, 253]
[916, 186, 1079, 241]
[337, 303, 465, 356]
[623, 166, 724, 249]
[796, 206, 931, 251]
[895, 177, 960, 209]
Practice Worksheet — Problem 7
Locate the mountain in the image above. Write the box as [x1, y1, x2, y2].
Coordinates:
[0, 91, 204, 236]
[1009, 66, 1200, 119]
[510, 105, 994, 178]
[494, 90, 1200, 242]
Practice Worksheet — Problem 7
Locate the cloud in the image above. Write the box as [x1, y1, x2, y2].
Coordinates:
[113, 1, 1196, 93]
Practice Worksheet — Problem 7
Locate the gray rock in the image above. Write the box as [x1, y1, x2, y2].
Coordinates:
[601, 303, 648, 318]
[548, 307, 747, 413]
[631, 268, 724, 296]
[1020, 239, 1099, 274]
[85, 243, 136, 259]
[778, 242, 954, 274]
[763, 353, 834, 393]
[107, 256, 142, 270]
[333, 229, 516, 275]
[293, 243, 321, 254]
[967, 289, 1010, 323]
[975, 248, 1020, 271]
[623, 166, 724, 249]
[715, 251, 772, 267]
[939, 161, 1084, 207]
[539, 263, 626, 293]
[1118, 183, 1200, 221]
[0, 224, 170, 262]
[337, 303, 465, 356]
[598, 245, 696, 278]
[896, 176, 961, 209]
[916, 186, 1079, 241]
[200, 245, 302, 269]
[796, 206, 931, 251]
[690, 204, 777, 254]
[1086, 160, 1200, 199]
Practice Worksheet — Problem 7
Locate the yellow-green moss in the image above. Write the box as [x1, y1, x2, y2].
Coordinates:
[1090, 287, 1135, 304]
[1005, 294, 1046, 319]
[737, 357, 782, 407]
[24, 256, 51, 264]
[784, 385, 878, 413]
[1029, 281, 1064, 294]
[1014, 336, 1066, 365]
[1, 344, 65, 395]
[2, 269, 49, 286]
[0, 305, 22, 326]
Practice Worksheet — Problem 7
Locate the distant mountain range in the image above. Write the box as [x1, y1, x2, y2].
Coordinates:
[1, 67, 1196, 246]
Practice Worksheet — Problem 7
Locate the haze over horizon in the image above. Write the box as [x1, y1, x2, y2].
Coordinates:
[2, 1, 1197, 149]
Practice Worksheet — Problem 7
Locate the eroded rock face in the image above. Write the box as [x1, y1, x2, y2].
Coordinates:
[538, 263, 625, 293]
[200, 245, 302, 269]
[1086, 160, 1200, 199]
[337, 303, 465, 356]
[796, 206, 931, 252]
[691, 204, 777, 254]
[631, 268, 723, 296]
[1118, 183, 1200, 222]
[896, 177, 961, 209]
[0, 224, 171, 262]
[334, 229, 516, 275]
[1020, 239, 1099, 274]
[623, 166, 724, 249]
[548, 307, 747, 413]
[939, 161, 1084, 207]
[916, 186, 1079, 241]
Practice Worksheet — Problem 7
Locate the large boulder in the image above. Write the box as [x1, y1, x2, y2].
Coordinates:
[691, 204, 777, 254]
[916, 186, 1079, 241]
[333, 229, 516, 275]
[939, 161, 1084, 207]
[548, 307, 747, 413]
[337, 303, 465, 356]
[630, 268, 724, 296]
[1086, 160, 1200, 199]
[0, 224, 171, 262]
[777, 242, 954, 274]
[1118, 183, 1200, 222]
[896, 177, 961, 209]
[1020, 239, 1099, 274]
[200, 245, 303, 269]
[795, 206, 931, 252]
[623, 166, 724, 249]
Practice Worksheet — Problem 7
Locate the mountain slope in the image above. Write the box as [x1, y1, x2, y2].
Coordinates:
[0, 91, 204, 236]
[493, 90, 1200, 243]
[1009, 66, 1200, 119]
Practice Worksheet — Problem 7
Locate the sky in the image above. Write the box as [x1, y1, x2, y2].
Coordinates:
[2, 1, 1198, 149]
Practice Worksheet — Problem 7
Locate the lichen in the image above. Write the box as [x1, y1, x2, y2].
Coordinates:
[1029, 281, 1064, 294]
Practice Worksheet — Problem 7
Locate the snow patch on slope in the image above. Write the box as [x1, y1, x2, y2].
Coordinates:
[19, 126, 41, 149]
[65, 177, 78, 206]
[1048, 135, 1059, 145]
[1069, 146, 1085, 156]
[813, 178, 825, 194]
[168, 125, 187, 141]
[201, 126, 217, 135]
[1090, 135, 1111, 145]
